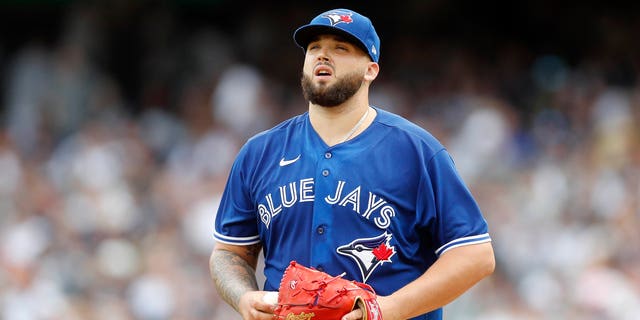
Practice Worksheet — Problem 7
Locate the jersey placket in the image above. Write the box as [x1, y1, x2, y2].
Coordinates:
[309, 148, 338, 272]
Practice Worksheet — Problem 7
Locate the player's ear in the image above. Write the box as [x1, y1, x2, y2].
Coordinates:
[364, 62, 379, 81]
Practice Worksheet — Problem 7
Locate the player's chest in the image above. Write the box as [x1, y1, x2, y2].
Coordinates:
[253, 146, 394, 202]
[254, 149, 417, 224]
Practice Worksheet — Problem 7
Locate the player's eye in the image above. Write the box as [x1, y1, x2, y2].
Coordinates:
[334, 43, 350, 51]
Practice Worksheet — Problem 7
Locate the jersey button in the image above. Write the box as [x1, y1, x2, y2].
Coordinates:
[324, 152, 332, 159]
[322, 169, 329, 177]
[317, 266, 324, 272]
[316, 226, 325, 234]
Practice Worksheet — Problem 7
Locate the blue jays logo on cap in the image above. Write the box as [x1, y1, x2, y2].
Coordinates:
[293, 8, 380, 62]
[322, 11, 354, 26]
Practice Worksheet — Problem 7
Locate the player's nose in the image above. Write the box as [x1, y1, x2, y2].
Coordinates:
[314, 47, 330, 61]
[316, 53, 330, 62]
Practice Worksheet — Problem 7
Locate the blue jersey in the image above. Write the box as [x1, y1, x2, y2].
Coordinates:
[214, 107, 491, 320]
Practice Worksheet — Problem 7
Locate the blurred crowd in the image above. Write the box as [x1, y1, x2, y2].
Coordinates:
[1, 3, 639, 320]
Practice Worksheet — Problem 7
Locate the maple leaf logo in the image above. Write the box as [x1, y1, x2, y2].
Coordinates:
[339, 15, 353, 23]
[372, 243, 395, 262]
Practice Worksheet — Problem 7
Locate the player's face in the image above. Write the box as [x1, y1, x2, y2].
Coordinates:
[301, 35, 371, 107]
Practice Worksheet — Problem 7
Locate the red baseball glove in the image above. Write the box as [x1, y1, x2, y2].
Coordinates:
[274, 261, 383, 320]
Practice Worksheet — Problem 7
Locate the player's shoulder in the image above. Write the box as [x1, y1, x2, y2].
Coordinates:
[374, 107, 444, 151]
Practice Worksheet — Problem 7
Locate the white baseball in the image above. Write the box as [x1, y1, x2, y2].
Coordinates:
[262, 291, 279, 305]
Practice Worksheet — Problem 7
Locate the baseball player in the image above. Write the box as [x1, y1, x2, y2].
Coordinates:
[210, 8, 495, 320]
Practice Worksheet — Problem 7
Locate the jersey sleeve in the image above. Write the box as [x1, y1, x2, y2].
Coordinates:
[213, 144, 260, 245]
[426, 149, 491, 256]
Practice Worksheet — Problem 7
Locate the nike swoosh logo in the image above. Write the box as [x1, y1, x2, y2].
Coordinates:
[279, 154, 301, 166]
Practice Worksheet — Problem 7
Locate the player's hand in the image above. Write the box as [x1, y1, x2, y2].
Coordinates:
[238, 291, 277, 320]
[340, 308, 364, 320]
[341, 295, 400, 320]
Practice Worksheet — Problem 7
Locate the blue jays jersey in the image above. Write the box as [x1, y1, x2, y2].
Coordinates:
[214, 107, 491, 320]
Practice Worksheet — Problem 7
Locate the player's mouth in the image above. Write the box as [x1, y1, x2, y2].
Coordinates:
[314, 64, 334, 79]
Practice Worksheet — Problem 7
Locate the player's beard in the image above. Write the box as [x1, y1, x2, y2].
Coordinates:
[301, 71, 363, 107]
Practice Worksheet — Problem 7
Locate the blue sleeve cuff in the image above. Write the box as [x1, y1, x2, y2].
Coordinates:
[435, 233, 492, 256]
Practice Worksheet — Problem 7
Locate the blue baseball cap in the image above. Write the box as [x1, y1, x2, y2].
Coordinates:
[293, 8, 380, 63]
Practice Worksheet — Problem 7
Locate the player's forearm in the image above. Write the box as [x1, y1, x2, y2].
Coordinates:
[384, 242, 495, 319]
[209, 247, 260, 311]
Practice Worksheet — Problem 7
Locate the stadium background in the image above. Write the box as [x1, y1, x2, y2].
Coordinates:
[1, 1, 639, 319]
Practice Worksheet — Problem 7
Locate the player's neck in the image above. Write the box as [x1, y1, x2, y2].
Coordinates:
[309, 99, 375, 147]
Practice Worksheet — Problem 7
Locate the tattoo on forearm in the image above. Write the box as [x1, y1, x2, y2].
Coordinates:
[245, 244, 261, 259]
[210, 246, 261, 311]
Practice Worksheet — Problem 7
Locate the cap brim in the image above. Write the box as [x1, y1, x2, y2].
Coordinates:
[293, 25, 369, 56]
